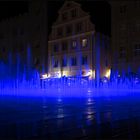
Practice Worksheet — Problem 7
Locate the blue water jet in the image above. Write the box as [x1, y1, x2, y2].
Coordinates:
[0, 44, 140, 97]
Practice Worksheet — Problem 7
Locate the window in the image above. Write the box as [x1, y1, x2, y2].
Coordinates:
[57, 27, 63, 36]
[71, 9, 77, 18]
[136, 23, 140, 30]
[82, 56, 88, 65]
[120, 24, 126, 31]
[66, 25, 72, 35]
[76, 23, 82, 33]
[2, 47, 6, 53]
[119, 47, 126, 58]
[134, 1, 140, 7]
[62, 58, 67, 67]
[20, 43, 24, 52]
[0, 33, 4, 40]
[36, 25, 40, 32]
[105, 43, 108, 51]
[13, 28, 18, 37]
[66, 3, 71, 7]
[71, 57, 77, 66]
[82, 38, 87, 47]
[134, 44, 140, 56]
[12, 44, 16, 52]
[34, 58, 40, 66]
[20, 28, 24, 35]
[120, 5, 126, 14]
[71, 40, 77, 49]
[35, 44, 40, 49]
[105, 59, 108, 67]
[62, 12, 67, 21]
[62, 42, 68, 51]
[53, 44, 59, 52]
[35, 6, 41, 15]
[53, 59, 58, 68]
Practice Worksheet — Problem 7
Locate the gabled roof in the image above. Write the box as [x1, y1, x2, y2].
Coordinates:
[58, 1, 81, 13]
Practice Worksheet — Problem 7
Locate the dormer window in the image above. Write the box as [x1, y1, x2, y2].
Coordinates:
[120, 5, 127, 14]
[71, 9, 77, 18]
[62, 12, 67, 21]
[66, 3, 71, 7]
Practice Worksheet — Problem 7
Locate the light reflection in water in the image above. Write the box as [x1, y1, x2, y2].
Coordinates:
[0, 94, 140, 139]
[58, 97, 62, 103]
[86, 97, 95, 123]
[87, 98, 94, 105]
[57, 97, 65, 119]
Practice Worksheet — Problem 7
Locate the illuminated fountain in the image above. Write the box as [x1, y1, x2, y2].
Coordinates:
[0, 44, 140, 97]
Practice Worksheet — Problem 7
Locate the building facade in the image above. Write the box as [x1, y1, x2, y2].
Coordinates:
[0, 0, 47, 73]
[48, 1, 110, 79]
[111, 1, 140, 75]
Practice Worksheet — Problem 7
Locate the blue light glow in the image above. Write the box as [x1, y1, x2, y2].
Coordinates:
[0, 47, 140, 97]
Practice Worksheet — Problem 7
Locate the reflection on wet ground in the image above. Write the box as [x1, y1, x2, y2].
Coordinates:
[0, 93, 140, 140]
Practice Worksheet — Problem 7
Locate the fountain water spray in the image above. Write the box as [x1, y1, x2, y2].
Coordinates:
[0, 43, 140, 97]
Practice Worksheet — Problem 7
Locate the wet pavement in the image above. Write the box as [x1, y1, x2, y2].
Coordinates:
[0, 93, 140, 140]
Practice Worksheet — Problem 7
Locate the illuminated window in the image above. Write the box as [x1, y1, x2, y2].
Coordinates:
[82, 56, 88, 65]
[71, 57, 77, 66]
[82, 38, 87, 47]
[71, 40, 77, 49]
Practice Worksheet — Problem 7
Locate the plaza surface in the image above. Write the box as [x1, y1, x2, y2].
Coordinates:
[0, 91, 140, 140]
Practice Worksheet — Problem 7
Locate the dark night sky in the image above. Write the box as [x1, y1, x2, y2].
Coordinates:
[0, 0, 111, 36]
[48, 0, 111, 36]
[0, 1, 28, 22]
